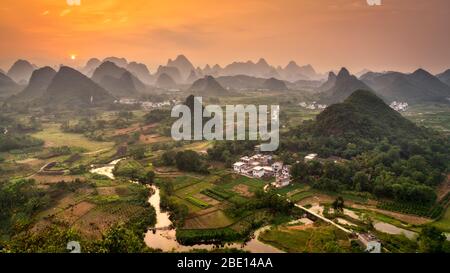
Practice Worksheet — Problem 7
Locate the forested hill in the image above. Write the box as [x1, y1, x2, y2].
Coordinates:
[282, 90, 449, 204]
[283, 90, 450, 163]
[312, 90, 424, 141]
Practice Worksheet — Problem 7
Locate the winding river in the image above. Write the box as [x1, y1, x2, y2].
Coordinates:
[90, 159, 283, 253]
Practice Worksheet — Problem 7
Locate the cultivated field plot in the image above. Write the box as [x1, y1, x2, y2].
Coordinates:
[32, 123, 114, 152]
[259, 224, 352, 253]
[433, 206, 450, 232]
[183, 209, 234, 229]
[175, 181, 215, 198]
[404, 104, 450, 134]
[215, 175, 268, 195]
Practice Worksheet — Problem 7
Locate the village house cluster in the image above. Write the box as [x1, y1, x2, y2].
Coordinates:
[233, 154, 292, 188]
[299, 101, 327, 110]
[389, 101, 409, 112]
[114, 98, 179, 110]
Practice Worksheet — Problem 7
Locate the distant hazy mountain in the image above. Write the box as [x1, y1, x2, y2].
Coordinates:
[167, 55, 195, 81]
[103, 57, 128, 68]
[99, 72, 144, 97]
[262, 77, 288, 90]
[155, 73, 177, 89]
[155, 66, 182, 84]
[195, 67, 204, 77]
[355, 69, 371, 78]
[81, 58, 101, 77]
[277, 61, 312, 81]
[216, 75, 266, 90]
[43, 66, 114, 107]
[286, 79, 324, 92]
[220, 58, 279, 78]
[92, 61, 127, 82]
[361, 69, 450, 103]
[12, 67, 56, 101]
[0, 71, 20, 98]
[215, 74, 289, 91]
[7, 60, 36, 84]
[186, 70, 200, 84]
[317, 72, 337, 92]
[189, 76, 229, 97]
[318, 68, 372, 104]
[437, 69, 450, 86]
[92, 61, 145, 97]
[127, 62, 153, 84]
[206, 59, 323, 81]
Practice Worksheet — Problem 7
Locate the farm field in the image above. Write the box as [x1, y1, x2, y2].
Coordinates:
[403, 104, 450, 134]
[259, 223, 353, 253]
[183, 209, 234, 229]
[432, 206, 450, 232]
[31, 123, 114, 152]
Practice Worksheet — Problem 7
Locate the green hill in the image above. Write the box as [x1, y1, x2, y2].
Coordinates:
[313, 90, 423, 141]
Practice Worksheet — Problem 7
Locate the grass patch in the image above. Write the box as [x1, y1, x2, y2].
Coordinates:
[184, 210, 234, 229]
[432, 205, 450, 232]
[259, 224, 354, 253]
[201, 188, 232, 201]
[186, 196, 211, 209]
[32, 123, 114, 152]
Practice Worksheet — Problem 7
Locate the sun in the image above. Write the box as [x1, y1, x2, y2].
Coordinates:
[70, 54, 77, 60]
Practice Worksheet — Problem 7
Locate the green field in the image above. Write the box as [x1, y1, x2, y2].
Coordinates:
[403, 104, 450, 134]
[216, 175, 268, 193]
[259, 224, 353, 253]
[32, 124, 114, 152]
[184, 210, 234, 229]
[175, 181, 215, 198]
[432, 206, 450, 232]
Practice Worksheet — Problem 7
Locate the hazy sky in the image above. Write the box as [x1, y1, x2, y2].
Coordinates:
[0, 0, 449, 74]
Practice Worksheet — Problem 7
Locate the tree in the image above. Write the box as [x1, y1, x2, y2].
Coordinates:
[332, 196, 345, 213]
[138, 170, 155, 185]
[353, 171, 370, 192]
[175, 150, 208, 173]
[291, 162, 308, 182]
[161, 150, 176, 166]
[162, 181, 174, 196]
[96, 224, 147, 253]
[131, 147, 146, 160]
[418, 226, 446, 253]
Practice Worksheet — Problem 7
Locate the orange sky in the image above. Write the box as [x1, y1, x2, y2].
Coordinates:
[0, 0, 449, 74]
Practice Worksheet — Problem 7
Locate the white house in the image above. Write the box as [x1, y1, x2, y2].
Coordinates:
[240, 156, 251, 163]
[358, 233, 382, 253]
[275, 176, 291, 188]
[272, 162, 283, 173]
[262, 166, 274, 177]
[233, 162, 246, 173]
[252, 166, 265, 178]
[281, 165, 291, 176]
[305, 153, 318, 162]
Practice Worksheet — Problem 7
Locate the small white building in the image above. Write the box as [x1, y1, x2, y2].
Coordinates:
[252, 166, 265, 178]
[358, 233, 382, 253]
[233, 162, 246, 173]
[272, 162, 283, 173]
[240, 156, 251, 163]
[262, 166, 274, 177]
[275, 176, 291, 188]
[305, 153, 318, 162]
[250, 161, 261, 168]
[281, 165, 291, 176]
